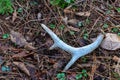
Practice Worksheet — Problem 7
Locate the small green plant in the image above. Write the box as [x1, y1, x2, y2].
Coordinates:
[17, 7, 23, 13]
[0, 0, 14, 15]
[69, 30, 75, 35]
[112, 72, 120, 80]
[49, 24, 56, 29]
[106, 10, 111, 14]
[85, 18, 90, 25]
[118, 32, 120, 36]
[103, 23, 109, 28]
[76, 73, 83, 80]
[111, 27, 120, 36]
[76, 69, 88, 80]
[116, 7, 120, 13]
[77, 21, 83, 27]
[59, 25, 65, 30]
[50, 0, 74, 8]
[2, 33, 10, 39]
[57, 73, 66, 80]
[83, 33, 89, 40]
[111, 27, 119, 33]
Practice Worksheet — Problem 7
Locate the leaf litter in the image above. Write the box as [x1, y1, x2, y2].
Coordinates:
[10, 30, 36, 50]
[0, 0, 120, 79]
[13, 62, 30, 76]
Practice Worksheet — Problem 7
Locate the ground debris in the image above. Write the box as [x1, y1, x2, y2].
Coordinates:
[10, 30, 36, 50]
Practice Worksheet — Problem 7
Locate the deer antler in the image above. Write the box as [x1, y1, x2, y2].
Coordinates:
[41, 24, 104, 71]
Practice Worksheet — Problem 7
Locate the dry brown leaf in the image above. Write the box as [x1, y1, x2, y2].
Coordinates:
[113, 56, 120, 62]
[68, 19, 79, 25]
[62, 16, 68, 25]
[68, 26, 80, 32]
[100, 33, 120, 50]
[10, 30, 27, 46]
[12, 51, 33, 58]
[25, 43, 36, 50]
[75, 12, 91, 17]
[64, 9, 73, 13]
[13, 62, 30, 76]
[12, 10, 17, 22]
[10, 30, 35, 50]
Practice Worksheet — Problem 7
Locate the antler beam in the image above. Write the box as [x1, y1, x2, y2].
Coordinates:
[41, 24, 104, 71]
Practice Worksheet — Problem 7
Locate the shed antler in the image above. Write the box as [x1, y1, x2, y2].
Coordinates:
[41, 24, 104, 71]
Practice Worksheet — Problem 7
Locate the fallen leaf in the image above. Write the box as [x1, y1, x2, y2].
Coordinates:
[12, 10, 17, 22]
[64, 9, 73, 13]
[10, 30, 35, 50]
[26, 63, 36, 79]
[75, 12, 91, 17]
[68, 26, 80, 32]
[13, 62, 30, 76]
[68, 19, 79, 27]
[10, 30, 27, 46]
[113, 56, 120, 62]
[100, 33, 120, 50]
[12, 51, 33, 58]
[62, 16, 68, 25]
[25, 43, 36, 50]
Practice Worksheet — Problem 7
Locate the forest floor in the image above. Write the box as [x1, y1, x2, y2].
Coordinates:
[0, 0, 120, 80]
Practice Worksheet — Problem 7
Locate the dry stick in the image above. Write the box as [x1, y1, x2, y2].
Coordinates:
[90, 53, 97, 80]
[44, 0, 57, 19]
[41, 24, 104, 71]
[88, 17, 100, 34]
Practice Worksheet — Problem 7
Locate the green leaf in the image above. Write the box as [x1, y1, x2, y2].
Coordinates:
[69, 30, 75, 35]
[83, 73, 88, 77]
[50, 0, 61, 6]
[50, 24, 56, 29]
[106, 10, 111, 14]
[59, 25, 65, 30]
[103, 23, 109, 28]
[118, 32, 120, 36]
[111, 27, 119, 32]
[76, 73, 83, 80]
[2, 33, 9, 39]
[64, 0, 71, 3]
[57, 73, 65, 79]
[78, 21, 83, 27]
[30, 1, 38, 6]
[85, 18, 90, 25]
[17, 7, 23, 13]
[83, 33, 89, 40]
[116, 7, 120, 13]
[82, 69, 87, 74]
[113, 72, 120, 78]
[50, 0, 74, 8]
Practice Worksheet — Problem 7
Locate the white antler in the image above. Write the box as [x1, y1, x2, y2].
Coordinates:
[41, 24, 104, 71]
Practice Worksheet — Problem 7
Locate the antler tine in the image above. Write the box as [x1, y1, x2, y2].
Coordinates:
[41, 24, 104, 71]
